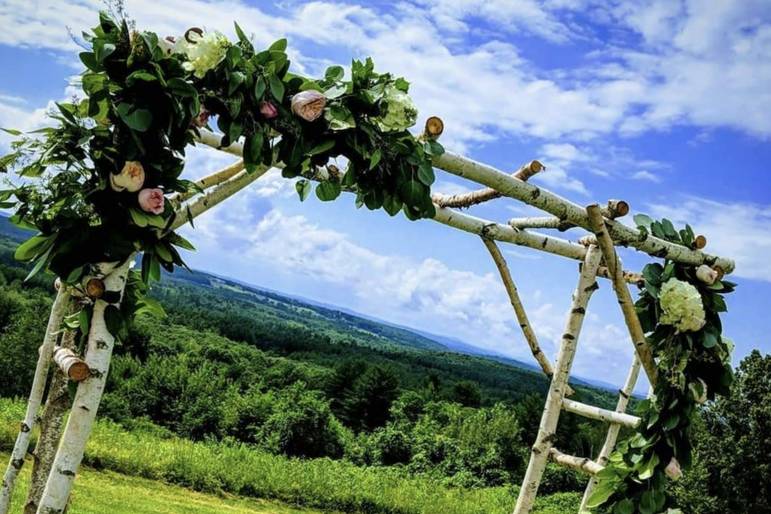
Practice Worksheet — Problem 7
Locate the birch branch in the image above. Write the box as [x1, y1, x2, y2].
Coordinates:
[586, 204, 658, 385]
[580, 354, 641, 511]
[561, 398, 640, 428]
[37, 260, 132, 514]
[513, 246, 602, 514]
[52, 347, 90, 382]
[481, 238, 574, 395]
[169, 159, 245, 208]
[508, 200, 629, 231]
[433, 151, 734, 273]
[0, 287, 70, 514]
[433, 160, 544, 209]
[549, 448, 603, 476]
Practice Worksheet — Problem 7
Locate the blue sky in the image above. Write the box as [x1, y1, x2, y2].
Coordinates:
[2, 0, 770, 391]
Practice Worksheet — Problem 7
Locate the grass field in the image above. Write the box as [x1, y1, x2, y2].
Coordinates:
[0, 399, 579, 514]
[3, 453, 320, 514]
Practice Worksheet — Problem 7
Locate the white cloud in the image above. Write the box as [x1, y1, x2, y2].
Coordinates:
[631, 170, 661, 182]
[647, 196, 771, 282]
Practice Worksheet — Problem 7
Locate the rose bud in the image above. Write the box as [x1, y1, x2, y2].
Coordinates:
[110, 161, 145, 193]
[259, 101, 279, 119]
[138, 188, 165, 215]
[192, 106, 210, 128]
[290, 90, 326, 122]
[665, 457, 682, 481]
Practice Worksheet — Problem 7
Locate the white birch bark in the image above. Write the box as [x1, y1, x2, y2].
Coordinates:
[433, 151, 734, 273]
[513, 245, 602, 514]
[433, 160, 544, 208]
[586, 204, 658, 385]
[52, 347, 90, 382]
[580, 354, 641, 511]
[560, 398, 640, 428]
[0, 287, 70, 514]
[549, 448, 603, 476]
[24, 327, 79, 514]
[36, 260, 132, 514]
[169, 159, 245, 208]
[481, 238, 573, 393]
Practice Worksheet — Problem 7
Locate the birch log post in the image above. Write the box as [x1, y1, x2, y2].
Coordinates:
[23, 328, 79, 514]
[0, 287, 70, 514]
[433, 151, 734, 273]
[481, 238, 574, 394]
[169, 159, 245, 208]
[36, 260, 132, 514]
[513, 246, 602, 514]
[586, 204, 658, 385]
[580, 354, 641, 511]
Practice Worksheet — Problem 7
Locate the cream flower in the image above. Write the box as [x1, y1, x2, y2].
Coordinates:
[177, 30, 229, 79]
[110, 161, 145, 193]
[665, 457, 683, 481]
[291, 91, 326, 122]
[659, 278, 706, 333]
[375, 85, 418, 132]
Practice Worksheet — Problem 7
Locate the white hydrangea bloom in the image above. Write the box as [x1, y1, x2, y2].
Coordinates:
[176, 31, 230, 79]
[659, 278, 706, 332]
[375, 85, 418, 132]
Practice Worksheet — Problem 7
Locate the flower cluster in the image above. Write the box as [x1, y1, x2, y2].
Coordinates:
[659, 278, 706, 332]
[109, 161, 166, 215]
[375, 85, 418, 132]
[177, 30, 230, 78]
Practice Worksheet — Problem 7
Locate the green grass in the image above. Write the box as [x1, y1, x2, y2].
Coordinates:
[0, 399, 579, 514]
[4, 452, 320, 514]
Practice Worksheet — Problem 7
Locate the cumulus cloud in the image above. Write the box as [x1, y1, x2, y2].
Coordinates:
[647, 196, 771, 283]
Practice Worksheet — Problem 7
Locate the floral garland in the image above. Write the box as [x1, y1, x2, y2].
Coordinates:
[1, 12, 441, 294]
[586, 215, 735, 514]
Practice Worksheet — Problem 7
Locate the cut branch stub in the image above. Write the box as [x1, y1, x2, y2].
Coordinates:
[695, 264, 719, 285]
[422, 116, 444, 140]
[84, 278, 105, 299]
[693, 235, 707, 250]
[605, 200, 629, 219]
[52, 347, 90, 382]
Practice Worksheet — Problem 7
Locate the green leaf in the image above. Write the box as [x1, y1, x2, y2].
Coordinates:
[228, 71, 246, 95]
[400, 179, 425, 206]
[128, 208, 150, 228]
[639, 491, 656, 514]
[295, 179, 311, 201]
[79, 52, 98, 71]
[116, 103, 153, 132]
[104, 304, 124, 337]
[0, 128, 22, 136]
[234, 22, 250, 45]
[634, 213, 653, 229]
[268, 38, 287, 52]
[268, 74, 285, 101]
[324, 84, 347, 99]
[417, 163, 435, 186]
[325, 65, 344, 82]
[316, 181, 341, 201]
[167, 78, 197, 97]
[126, 70, 157, 86]
[306, 140, 335, 156]
[167, 232, 195, 251]
[25, 244, 52, 281]
[369, 149, 382, 170]
[226, 45, 242, 68]
[638, 453, 660, 479]
[14, 234, 54, 261]
[613, 499, 634, 514]
[253, 77, 266, 100]
[585, 477, 620, 508]
[154, 242, 173, 263]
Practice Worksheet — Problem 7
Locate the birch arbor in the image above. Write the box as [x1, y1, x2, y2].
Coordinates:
[1, 11, 737, 514]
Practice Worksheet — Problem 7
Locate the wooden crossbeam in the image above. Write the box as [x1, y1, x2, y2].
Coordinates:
[561, 398, 640, 428]
[549, 448, 603, 476]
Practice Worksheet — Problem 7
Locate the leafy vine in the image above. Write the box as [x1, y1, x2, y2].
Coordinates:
[586, 215, 735, 514]
[2, 12, 441, 293]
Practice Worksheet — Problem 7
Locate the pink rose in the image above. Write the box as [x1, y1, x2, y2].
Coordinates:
[291, 90, 326, 122]
[138, 188, 165, 215]
[665, 457, 682, 481]
[192, 106, 210, 128]
[259, 101, 278, 119]
[110, 161, 145, 193]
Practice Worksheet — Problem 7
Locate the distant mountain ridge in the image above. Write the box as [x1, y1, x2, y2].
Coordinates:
[0, 214, 618, 393]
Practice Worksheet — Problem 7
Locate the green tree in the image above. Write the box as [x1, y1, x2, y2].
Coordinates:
[344, 365, 400, 431]
[451, 380, 481, 407]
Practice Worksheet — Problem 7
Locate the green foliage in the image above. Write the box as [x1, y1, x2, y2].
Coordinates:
[671, 350, 771, 513]
[589, 216, 735, 513]
[3, 11, 441, 300]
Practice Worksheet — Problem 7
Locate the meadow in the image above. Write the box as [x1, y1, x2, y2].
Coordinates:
[0, 399, 580, 514]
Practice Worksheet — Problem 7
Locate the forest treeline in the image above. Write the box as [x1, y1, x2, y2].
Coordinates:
[0, 231, 768, 512]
